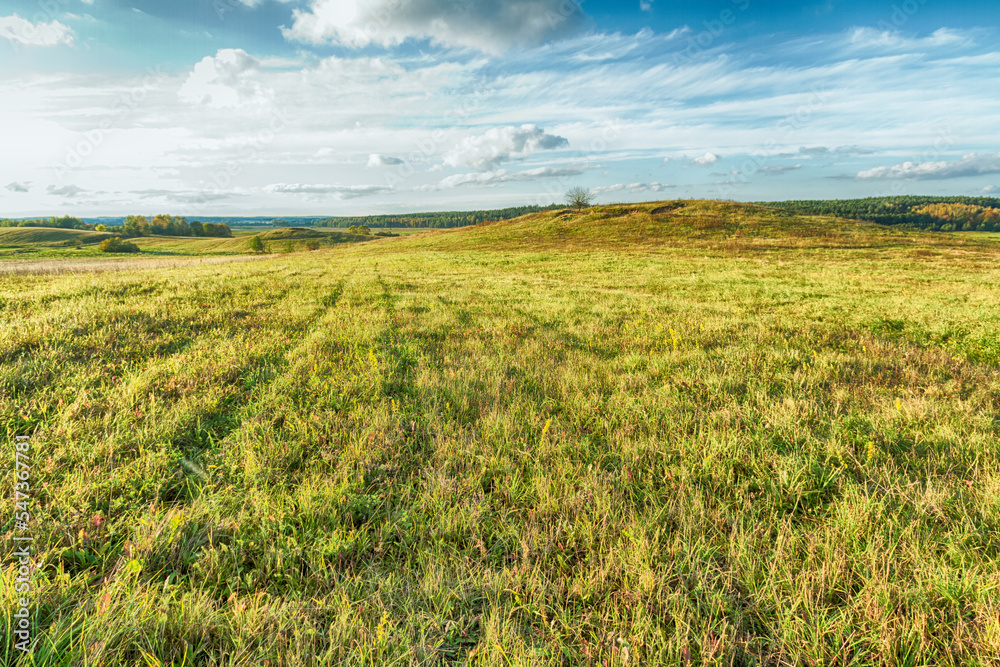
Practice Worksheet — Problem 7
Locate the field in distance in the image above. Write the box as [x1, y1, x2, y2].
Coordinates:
[0, 225, 407, 266]
[1, 200, 998, 665]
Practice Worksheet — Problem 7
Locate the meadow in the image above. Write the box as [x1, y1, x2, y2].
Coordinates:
[0, 227, 376, 263]
[1, 201, 999, 665]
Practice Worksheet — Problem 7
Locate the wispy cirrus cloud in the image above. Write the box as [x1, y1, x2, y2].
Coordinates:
[440, 166, 585, 188]
[264, 183, 394, 199]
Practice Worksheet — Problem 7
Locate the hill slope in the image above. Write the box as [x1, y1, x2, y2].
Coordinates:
[0, 227, 112, 246]
[404, 200, 910, 252]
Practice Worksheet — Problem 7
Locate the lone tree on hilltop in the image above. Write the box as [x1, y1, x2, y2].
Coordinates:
[566, 186, 593, 209]
[249, 235, 265, 253]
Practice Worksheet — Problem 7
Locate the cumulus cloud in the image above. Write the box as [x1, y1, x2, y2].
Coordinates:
[367, 154, 405, 167]
[5, 182, 30, 193]
[179, 49, 272, 108]
[440, 166, 584, 188]
[982, 185, 998, 194]
[0, 14, 74, 47]
[47, 184, 86, 197]
[856, 152, 1000, 181]
[589, 182, 672, 196]
[591, 183, 625, 195]
[640, 0, 654, 11]
[282, 0, 588, 54]
[626, 181, 673, 192]
[691, 152, 720, 167]
[444, 125, 568, 171]
[264, 183, 393, 199]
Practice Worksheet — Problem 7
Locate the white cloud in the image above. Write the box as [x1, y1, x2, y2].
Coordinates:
[367, 154, 405, 167]
[443, 125, 568, 171]
[282, 0, 588, 54]
[264, 183, 393, 199]
[848, 27, 973, 52]
[640, 1, 653, 11]
[0, 14, 74, 47]
[759, 164, 802, 175]
[982, 185, 998, 194]
[179, 49, 272, 108]
[691, 152, 720, 167]
[440, 166, 584, 188]
[591, 183, 625, 195]
[856, 153, 1000, 181]
[797, 146, 874, 158]
[47, 184, 86, 197]
[5, 182, 30, 193]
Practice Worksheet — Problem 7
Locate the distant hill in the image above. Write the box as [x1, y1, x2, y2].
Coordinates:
[0, 227, 112, 245]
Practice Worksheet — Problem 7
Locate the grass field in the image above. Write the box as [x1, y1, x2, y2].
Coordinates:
[0, 227, 376, 262]
[0, 228, 114, 260]
[2, 201, 999, 665]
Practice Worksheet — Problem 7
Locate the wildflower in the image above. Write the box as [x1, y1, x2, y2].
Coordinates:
[540, 418, 552, 444]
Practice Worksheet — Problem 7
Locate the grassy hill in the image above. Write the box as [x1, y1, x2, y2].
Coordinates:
[0, 226, 112, 246]
[1, 201, 998, 665]
[406, 200, 909, 251]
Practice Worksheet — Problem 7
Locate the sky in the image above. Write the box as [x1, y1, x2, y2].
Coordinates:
[1, 0, 999, 217]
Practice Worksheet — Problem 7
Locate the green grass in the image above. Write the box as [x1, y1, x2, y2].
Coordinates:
[1, 201, 999, 665]
[0, 228, 115, 259]
[0, 227, 377, 263]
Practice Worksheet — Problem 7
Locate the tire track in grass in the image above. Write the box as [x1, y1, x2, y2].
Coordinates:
[17, 269, 355, 661]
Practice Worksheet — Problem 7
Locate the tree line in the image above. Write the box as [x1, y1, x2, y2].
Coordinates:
[313, 205, 559, 229]
[0, 214, 232, 238]
[764, 196, 1000, 231]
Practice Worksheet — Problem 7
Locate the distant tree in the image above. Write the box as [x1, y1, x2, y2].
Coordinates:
[95, 224, 107, 232]
[189, 221, 205, 237]
[566, 187, 593, 209]
[249, 235, 265, 253]
[306, 240, 321, 251]
[74, 239, 83, 250]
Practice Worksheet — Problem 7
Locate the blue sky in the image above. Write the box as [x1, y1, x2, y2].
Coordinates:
[2, 0, 999, 216]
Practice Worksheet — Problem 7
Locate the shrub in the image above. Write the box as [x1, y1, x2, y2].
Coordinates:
[99, 237, 140, 253]
[306, 240, 321, 251]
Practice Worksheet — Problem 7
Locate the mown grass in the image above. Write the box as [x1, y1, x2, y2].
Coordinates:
[1, 201, 999, 666]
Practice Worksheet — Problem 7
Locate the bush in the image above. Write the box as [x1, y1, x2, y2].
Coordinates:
[99, 237, 140, 254]
[306, 240, 321, 251]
